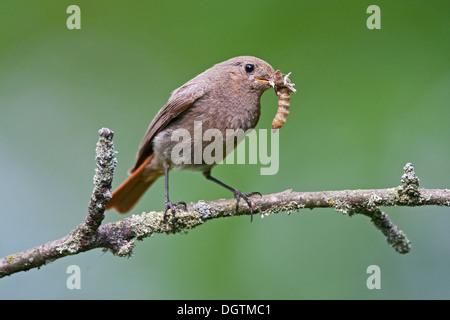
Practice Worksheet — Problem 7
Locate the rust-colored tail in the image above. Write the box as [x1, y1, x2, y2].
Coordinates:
[106, 155, 162, 213]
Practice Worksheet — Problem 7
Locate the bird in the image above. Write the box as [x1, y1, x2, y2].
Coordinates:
[106, 56, 276, 221]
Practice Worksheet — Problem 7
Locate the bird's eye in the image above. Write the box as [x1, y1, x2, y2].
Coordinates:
[244, 64, 255, 73]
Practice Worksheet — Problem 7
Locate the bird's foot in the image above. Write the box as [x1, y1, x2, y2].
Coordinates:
[164, 200, 187, 224]
[233, 190, 262, 222]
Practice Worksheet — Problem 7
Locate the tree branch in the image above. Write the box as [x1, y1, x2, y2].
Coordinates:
[0, 128, 117, 278]
[1, 129, 449, 278]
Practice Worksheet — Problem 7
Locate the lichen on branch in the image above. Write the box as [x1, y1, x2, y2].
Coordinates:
[0, 129, 449, 279]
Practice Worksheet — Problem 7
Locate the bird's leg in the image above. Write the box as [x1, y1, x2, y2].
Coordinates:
[163, 161, 186, 224]
[203, 170, 261, 222]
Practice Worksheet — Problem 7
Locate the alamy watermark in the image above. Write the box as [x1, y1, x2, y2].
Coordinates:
[66, 265, 81, 289]
[170, 121, 280, 175]
[366, 265, 381, 289]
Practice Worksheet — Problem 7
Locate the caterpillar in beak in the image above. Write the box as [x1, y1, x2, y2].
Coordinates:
[271, 70, 296, 131]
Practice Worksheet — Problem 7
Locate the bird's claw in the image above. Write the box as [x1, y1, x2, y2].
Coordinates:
[164, 200, 187, 224]
[233, 190, 262, 222]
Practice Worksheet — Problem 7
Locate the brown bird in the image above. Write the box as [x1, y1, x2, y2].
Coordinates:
[106, 56, 276, 221]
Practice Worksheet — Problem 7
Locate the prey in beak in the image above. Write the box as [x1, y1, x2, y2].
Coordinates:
[255, 77, 275, 88]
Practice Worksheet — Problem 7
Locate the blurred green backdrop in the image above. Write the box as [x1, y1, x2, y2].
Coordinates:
[1, 0, 449, 299]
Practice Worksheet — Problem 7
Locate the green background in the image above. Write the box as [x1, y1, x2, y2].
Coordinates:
[1, 0, 449, 299]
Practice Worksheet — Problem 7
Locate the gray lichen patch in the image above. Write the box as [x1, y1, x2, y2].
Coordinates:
[368, 208, 411, 254]
[128, 212, 162, 240]
[193, 201, 213, 220]
[115, 241, 135, 258]
[396, 163, 422, 205]
[329, 198, 354, 215]
[129, 208, 207, 239]
[260, 200, 305, 217]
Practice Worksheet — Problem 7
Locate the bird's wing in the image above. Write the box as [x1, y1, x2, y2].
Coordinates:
[130, 79, 208, 173]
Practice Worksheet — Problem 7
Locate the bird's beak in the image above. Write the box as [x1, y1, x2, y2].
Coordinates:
[255, 77, 275, 88]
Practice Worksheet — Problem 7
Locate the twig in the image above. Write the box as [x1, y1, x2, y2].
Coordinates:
[0, 128, 117, 278]
[0, 130, 449, 279]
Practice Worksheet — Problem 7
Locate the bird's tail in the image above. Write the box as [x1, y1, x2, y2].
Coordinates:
[106, 155, 162, 213]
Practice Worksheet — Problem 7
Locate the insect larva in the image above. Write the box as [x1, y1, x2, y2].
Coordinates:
[272, 87, 291, 130]
[272, 70, 296, 131]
